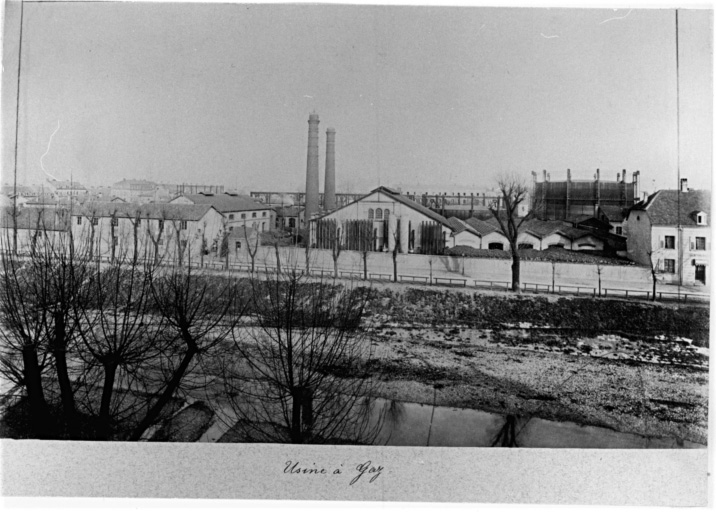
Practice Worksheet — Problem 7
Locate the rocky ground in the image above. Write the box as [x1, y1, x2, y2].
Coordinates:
[358, 316, 708, 445]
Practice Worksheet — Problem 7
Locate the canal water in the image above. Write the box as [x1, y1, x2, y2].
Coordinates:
[199, 398, 705, 449]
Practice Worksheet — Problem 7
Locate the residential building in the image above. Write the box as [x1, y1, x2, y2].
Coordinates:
[625, 185, 710, 285]
[170, 192, 275, 233]
[45, 179, 89, 198]
[73, 202, 225, 264]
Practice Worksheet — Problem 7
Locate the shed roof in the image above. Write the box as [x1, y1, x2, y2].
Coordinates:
[78, 202, 220, 221]
[176, 193, 272, 213]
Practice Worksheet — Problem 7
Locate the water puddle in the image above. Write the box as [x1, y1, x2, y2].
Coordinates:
[198, 398, 704, 448]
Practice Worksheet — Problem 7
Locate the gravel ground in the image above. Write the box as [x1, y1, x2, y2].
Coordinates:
[360, 320, 708, 444]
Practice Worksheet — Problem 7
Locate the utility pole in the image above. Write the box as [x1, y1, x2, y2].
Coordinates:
[12, 0, 25, 255]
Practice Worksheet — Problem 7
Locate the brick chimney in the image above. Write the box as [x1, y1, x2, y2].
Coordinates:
[305, 113, 320, 220]
[324, 128, 336, 210]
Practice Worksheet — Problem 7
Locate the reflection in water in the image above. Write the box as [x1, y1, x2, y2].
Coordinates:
[491, 414, 522, 447]
[202, 396, 704, 448]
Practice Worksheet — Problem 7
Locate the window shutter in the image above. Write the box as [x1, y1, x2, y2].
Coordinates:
[690, 237, 694, 250]
[660, 238, 664, 248]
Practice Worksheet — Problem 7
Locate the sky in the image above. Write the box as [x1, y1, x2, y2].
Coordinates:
[1, 3, 712, 195]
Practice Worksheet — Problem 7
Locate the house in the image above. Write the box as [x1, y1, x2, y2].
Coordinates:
[446, 217, 483, 248]
[45, 179, 89, 198]
[463, 217, 511, 250]
[310, 186, 453, 254]
[170, 192, 274, 233]
[1, 207, 70, 252]
[73, 202, 225, 264]
[111, 179, 163, 204]
[625, 186, 710, 286]
[274, 205, 305, 233]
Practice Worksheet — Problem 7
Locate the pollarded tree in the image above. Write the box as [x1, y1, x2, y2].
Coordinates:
[221, 268, 385, 444]
[127, 264, 245, 440]
[488, 174, 537, 292]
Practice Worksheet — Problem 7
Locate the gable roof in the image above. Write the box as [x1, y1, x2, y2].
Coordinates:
[598, 205, 627, 223]
[176, 193, 272, 213]
[78, 202, 220, 222]
[447, 217, 480, 236]
[464, 217, 499, 236]
[630, 189, 711, 225]
[312, 186, 452, 228]
[1, 207, 70, 231]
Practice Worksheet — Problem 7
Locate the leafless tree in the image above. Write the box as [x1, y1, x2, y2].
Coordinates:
[243, 221, 260, 273]
[647, 249, 662, 301]
[127, 264, 245, 440]
[262, 229, 292, 274]
[488, 174, 537, 292]
[220, 269, 386, 444]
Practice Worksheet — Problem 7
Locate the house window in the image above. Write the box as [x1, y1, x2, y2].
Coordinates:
[111, 218, 118, 227]
[235, 241, 242, 250]
[262, 211, 267, 217]
[488, 242, 504, 250]
[615, 226, 623, 235]
[664, 236, 675, 249]
[136, 218, 141, 227]
[368, 208, 374, 219]
[76, 216, 82, 225]
[384, 209, 389, 220]
[289, 218, 296, 228]
[262, 222, 266, 231]
[229, 214, 235, 220]
[158, 220, 164, 230]
[112, 236, 118, 246]
[180, 220, 188, 230]
[375, 209, 383, 220]
[92, 218, 99, 226]
[664, 259, 675, 273]
[241, 213, 246, 219]
[549, 244, 564, 249]
[695, 237, 706, 250]
[252, 212, 257, 218]
[518, 243, 533, 250]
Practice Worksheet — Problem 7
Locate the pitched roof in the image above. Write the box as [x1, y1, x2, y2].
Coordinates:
[598, 205, 627, 222]
[464, 217, 499, 236]
[372, 187, 451, 227]
[631, 189, 711, 225]
[1, 207, 70, 231]
[177, 193, 272, 213]
[312, 186, 452, 228]
[47, 179, 87, 190]
[447, 217, 480, 236]
[78, 202, 220, 221]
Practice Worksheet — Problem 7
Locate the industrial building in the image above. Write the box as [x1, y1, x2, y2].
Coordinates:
[532, 169, 640, 222]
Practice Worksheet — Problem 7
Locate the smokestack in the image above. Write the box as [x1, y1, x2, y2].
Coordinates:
[305, 113, 320, 221]
[324, 128, 336, 210]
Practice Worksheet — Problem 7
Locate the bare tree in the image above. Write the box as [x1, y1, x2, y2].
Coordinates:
[243, 221, 260, 273]
[128, 264, 244, 440]
[221, 269, 385, 444]
[392, 220, 400, 283]
[488, 174, 537, 292]
[647, 249, 662, 301]
[262, 229, 292, 274]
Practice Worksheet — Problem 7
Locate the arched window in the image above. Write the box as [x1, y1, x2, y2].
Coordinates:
[384, 209, 390, 220]
[368, 208, 374, 219]
[375, 209, 383, 220]
[488, 242, 504, 250]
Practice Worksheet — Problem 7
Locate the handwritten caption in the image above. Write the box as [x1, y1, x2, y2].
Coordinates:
[284, 460, 384, 485]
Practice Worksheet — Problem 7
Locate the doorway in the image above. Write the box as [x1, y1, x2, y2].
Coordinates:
[695, 265, 706, 285]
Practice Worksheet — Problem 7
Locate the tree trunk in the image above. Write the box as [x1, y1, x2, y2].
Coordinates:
[52, 312, 77, 434]
[21, 344, 49, 436]
[362, 252, 368, 280]
[511, 252, 521, 292]
[392, 251, 398, 282]
[275, 244, 281, 274]
[290, 388, 303, 444]
[128, 342, 198, 441]
[333, 257, 338, 278]
[99, 361, 118, 439]
[652, 272, 657, 302]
